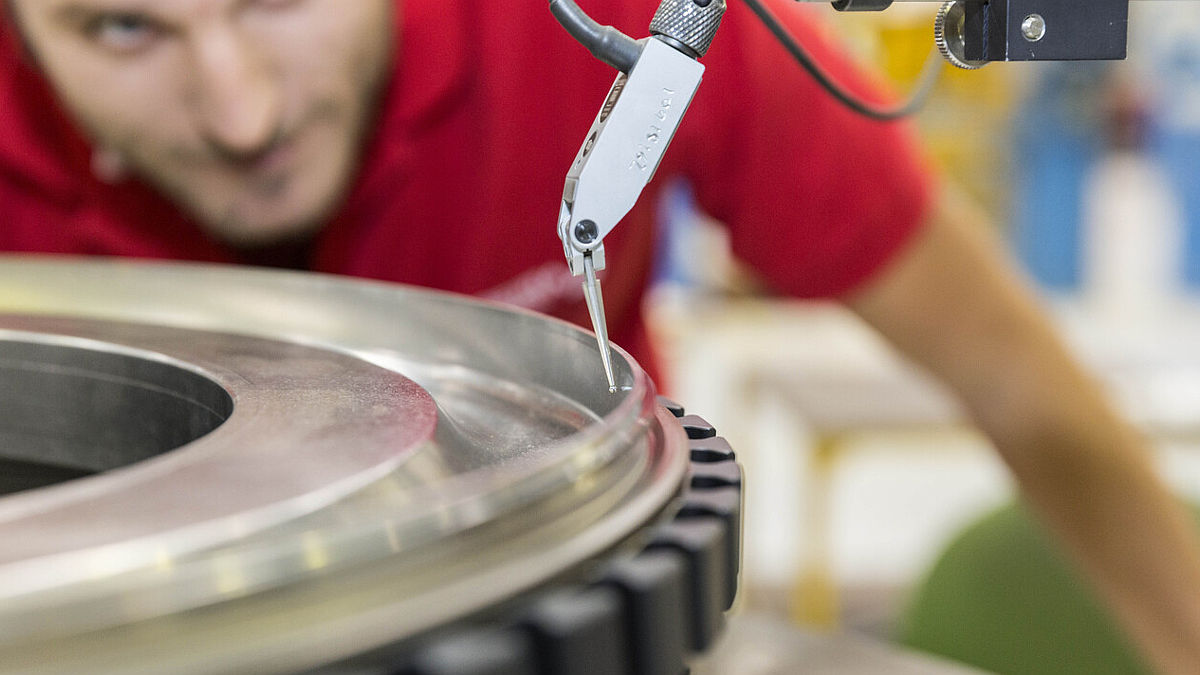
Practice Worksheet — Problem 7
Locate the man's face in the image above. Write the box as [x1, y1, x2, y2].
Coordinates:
[11, 0, 393, 247]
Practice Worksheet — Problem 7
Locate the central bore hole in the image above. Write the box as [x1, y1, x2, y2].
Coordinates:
[0, 340, 233, 496]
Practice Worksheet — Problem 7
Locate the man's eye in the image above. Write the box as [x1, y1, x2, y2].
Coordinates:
[85, 13, 161, 53]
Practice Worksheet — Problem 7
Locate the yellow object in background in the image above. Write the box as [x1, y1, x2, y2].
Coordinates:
[817, 7, 1023, 224]
[790, 434, 843, 629]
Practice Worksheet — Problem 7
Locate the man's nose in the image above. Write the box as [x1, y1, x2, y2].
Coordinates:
[190, 30, 283, 158]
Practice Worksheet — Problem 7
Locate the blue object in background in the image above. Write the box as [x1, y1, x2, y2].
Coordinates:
[1158, 133, 1200, 287]
[653, 179, 701, 288]
[1150, 35, 1200, 288]
[1012, 17, 1200, 295]
[1009, 63, 1105, 292]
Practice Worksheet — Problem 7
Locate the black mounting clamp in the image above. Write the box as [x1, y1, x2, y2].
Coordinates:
[832, 0, 895, 10]
[934, 0, 1129, 69]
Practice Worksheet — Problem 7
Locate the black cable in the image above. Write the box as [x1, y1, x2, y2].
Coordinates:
[739, 0, 942, 121]
[548, 0, 643, 73]
[549, 0, 939, 120]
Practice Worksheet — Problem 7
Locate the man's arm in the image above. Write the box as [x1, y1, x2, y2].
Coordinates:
[846, 187, 1200, 674]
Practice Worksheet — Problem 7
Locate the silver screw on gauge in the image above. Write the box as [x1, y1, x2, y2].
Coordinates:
[1021, 14, 1046, 42]
[934, 0, 986, 70]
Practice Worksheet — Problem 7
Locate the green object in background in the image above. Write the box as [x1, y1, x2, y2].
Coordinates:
[898, 503, 1153, 675]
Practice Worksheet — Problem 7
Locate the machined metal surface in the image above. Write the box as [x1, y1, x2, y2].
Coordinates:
[0, 256, 691, 674]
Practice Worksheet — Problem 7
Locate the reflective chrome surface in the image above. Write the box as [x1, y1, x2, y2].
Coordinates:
[0, 256, 689, 674]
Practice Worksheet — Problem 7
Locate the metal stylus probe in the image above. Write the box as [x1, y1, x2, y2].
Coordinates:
[551, 0, 725, 392]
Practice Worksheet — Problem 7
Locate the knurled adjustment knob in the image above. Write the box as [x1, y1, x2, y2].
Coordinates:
[649, 0, 727, 58]
[934, 0, 986, 70]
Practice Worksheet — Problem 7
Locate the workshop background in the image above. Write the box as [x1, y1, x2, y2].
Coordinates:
[648, 0, 1200, 661]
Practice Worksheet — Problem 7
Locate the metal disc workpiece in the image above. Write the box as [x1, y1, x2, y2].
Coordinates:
[0, 256, 701, 674]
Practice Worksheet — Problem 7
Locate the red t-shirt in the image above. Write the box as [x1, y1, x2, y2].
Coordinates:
[0, 0, 930, 383]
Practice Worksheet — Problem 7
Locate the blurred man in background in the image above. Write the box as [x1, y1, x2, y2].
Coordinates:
[1, 0, 1199, 670]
